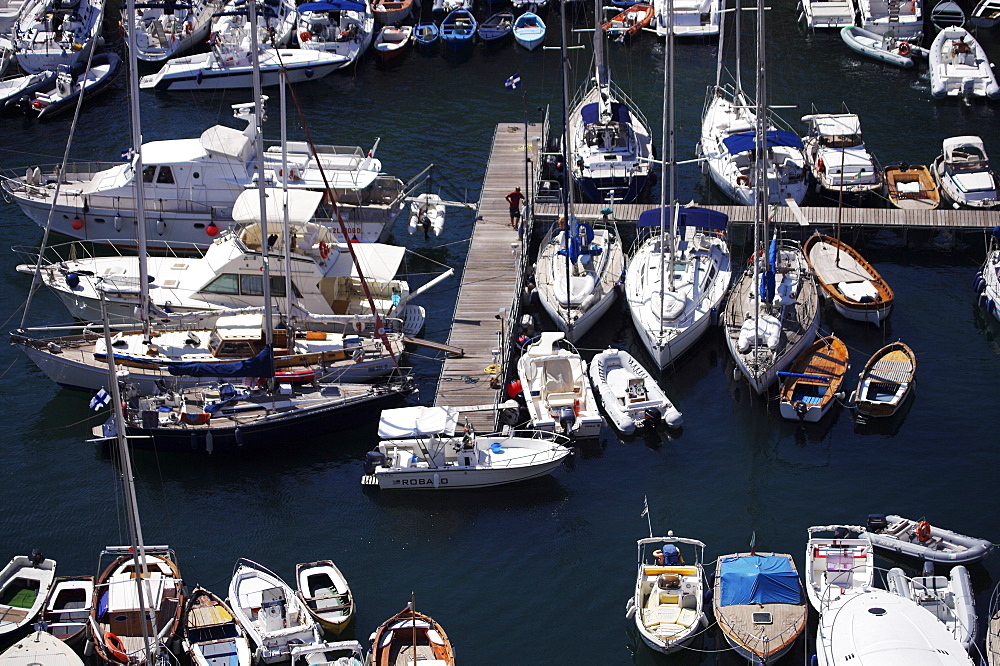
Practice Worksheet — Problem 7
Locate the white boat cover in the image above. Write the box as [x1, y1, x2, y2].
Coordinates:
[232, 189, 324, 225]
[805, 113, 862, 136]
[944, 136, 988, 160]
[201, 125, 253, 162]
[378, 406, 460, 438]
[738, 314, 781, 352]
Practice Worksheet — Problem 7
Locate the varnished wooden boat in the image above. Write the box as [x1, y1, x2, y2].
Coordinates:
[602, 3, 654, 39]
[804, 234, 894, 325]
[295, 560, 355, 635]
[853, 341, 916, 419]
[40, 575, 93, 647]
[370, 604, 454, 666]
[884, 164, 940, 210]
[778, 335, 850, 422]
[182, 586, 251, 666]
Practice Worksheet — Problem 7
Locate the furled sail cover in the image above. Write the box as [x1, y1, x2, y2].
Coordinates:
[581, 102, 632, 125]
[167, 346, 274, 378]
[722, 130, 804, 155]
[719, 555, 802, 606]
[298, 0, 366, 11]
[637, 206, 728, 230]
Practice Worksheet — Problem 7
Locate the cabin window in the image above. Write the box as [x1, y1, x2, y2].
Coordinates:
[156, 166, 175, 184]
[215, 341, 255, 357]
[142, 166, 156, 183]
[202, 274, 240, 295]
[239, 275, 297, 297]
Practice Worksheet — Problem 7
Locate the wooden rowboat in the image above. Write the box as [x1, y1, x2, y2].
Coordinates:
[884, 164, 940, 210]
[778, 335, 850, 423]
[804, 233, 894, 325]
[370, 602, 454, 666]
[853, 341, 916, 419]
[602, 3, 654, 40]
[295, 560, 355, 635]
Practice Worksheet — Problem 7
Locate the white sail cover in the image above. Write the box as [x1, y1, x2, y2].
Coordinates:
[378, 406, 460, 438]
[232, 188, 324, 225]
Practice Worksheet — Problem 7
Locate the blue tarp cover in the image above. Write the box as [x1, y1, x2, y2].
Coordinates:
[719, 555, 802, 606]
[637, 206, 729, 231]
[167, 346, 273, 378]
[298, 0, 366, 12]
[581, 102, 631, 126]
[721, 130, 804, 155]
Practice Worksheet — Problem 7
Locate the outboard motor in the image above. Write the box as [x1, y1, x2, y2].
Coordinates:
[794, 401, 809, 420]
[30, 549, 44, 567]
[558, 406, 575, 435]
[922, 560, 935, 578]
[641, 407, 663, 430]
[364, 451, 386, 476]
[867, 513, 889, 533]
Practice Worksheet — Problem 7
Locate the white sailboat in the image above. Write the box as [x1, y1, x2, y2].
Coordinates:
[10, 0, 105, 73]
[654, 0, 722, 36]
[625, 2, 731, 371]
[127, 0, 228, 61]
[721, 0, 820, 395]
[0, 630, 84, 666]
[296, 0, 375, 69]
[698, 0, 809, 207]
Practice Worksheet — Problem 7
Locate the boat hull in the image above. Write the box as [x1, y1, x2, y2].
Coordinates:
[366, 456, 566, 489]
[867, 515, 993, 564]
[141, 57, 345, 91]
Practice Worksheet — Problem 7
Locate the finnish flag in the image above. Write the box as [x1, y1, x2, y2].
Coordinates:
[120, 147, 135, 162]
[90, 388, 110, 411]
[504, 73, 521, 90]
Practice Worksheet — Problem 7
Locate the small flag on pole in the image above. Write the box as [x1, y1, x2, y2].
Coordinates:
[89, 388, 110, 411]
[120, 147, 135, 162]
[640, 496, 648, 517]
[504, 73, 521, 90]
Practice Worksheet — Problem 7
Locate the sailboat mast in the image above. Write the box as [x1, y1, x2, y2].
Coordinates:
[559, 0, 575, 336]
[735, 0, 742, 95]
[657, 0, 675, 334]
[280, 70, 295, 334]
[126, 0, 151, 341]
[592, 0, 607, 90]
[715, 0, 726, 87]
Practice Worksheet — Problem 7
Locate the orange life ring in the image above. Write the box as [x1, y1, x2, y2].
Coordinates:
[915, 520, 931, 542]
[300, 30, 312, 42]
[319, 241, 330, 259]
[104, 632, 128, 664]
[736, 175, 750, 187]
[898, 41, 911, 57]
[652, 549, 665, 565]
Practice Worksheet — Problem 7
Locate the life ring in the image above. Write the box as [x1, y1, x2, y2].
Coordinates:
[319, 241, 330, 259]
[104, 632, 128, 664]
[300, 30, 312, 42]
[898, 41, 911, 57]
[484, 364, 498, 375]
[353, 319, 365, 334]
[652, 549, 665, 565]
[736, 175, 750, 187]
[352, 348, 365, 363]
[915, 520, 931, 542]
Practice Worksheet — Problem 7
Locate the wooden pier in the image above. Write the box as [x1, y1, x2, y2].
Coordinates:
[432, 123, 539, 431]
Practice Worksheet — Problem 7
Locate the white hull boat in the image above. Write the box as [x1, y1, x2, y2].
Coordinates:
[654, 0, 722, 36]
[516, 332, 604, 438]
[182, 586, 253, 666]
[228, 559, 321, 664]
[407, 193, 445, 237]
[10, 0, 105, 73]
[295, 560, 354, 635]
[801, 112, 882, 198]
[513, 11, 545, 50]
[588, 348, 682, 433]
[140, 47, 346, 91]
[932, 136, 1000, 208]
[804, 526, 873, 612]
[0, 71, 57, 107]
[129, 0, 227, 62]
[39, 575, 93, 647]
[857, 0, 924, 40]
[625, 208, 731, 370]
[363, 406, 572, 489]
[533, 219, 624, 343]
[862, 514, 994, 564]
[929, 26, 1000, 100]
[799, 0, 857, 28]
[840, 25, 927, 68]
[627, 536, 708, 654]
[0, 630, 84, 666]
[887, 564, 977, 650]
[0, 554, 56, 637]
[297, 0, 375, 68]
[816, 588, 974, 666]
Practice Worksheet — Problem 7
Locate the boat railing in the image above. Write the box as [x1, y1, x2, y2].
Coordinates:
[1, 161, 120, 196]
[12, 237, 209, 268]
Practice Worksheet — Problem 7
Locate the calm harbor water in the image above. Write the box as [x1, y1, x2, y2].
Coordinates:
[2, 1, 1000, 663]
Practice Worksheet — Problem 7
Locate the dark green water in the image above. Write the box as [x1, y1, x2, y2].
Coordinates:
[2, 1, 1000, 662]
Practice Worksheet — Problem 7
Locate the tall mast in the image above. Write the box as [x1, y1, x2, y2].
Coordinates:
[658, 0, 676, 333]
[559, 0, 575, 336]
[735, 0, 743, 95]
[280, 70, 295, 336]
[126, 0, 150, 341]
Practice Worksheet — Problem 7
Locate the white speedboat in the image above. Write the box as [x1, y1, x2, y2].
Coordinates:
[804, 526, 873, 612]
[129, 0, 227, 61]
[0, 553, 56, 637]
[39, 575, 93, 647]
[296, 0, 375, 69]
[295, 560, 354, 635]
[840, 25, 927, 68]
[714, 552, 807, 663]
[654, 0, 722, 36]
[799, 0, 856, 28]
[516, 332, 604, 438]
[625, 207, 731, 370]
[932, 136, 1000, 208]
[857, 0, 923, 39]
[816, 588, 974, 666]
[929, 26, 1000, 100]
[290, 641, 364, 666]
[627, 535, 708, 654]
[588, 348, 682, 434]
[862, 514, 993, 564]
[0, 630, 84, 666]
[182, 586, 253, 666]
[2, 100, 403, 249]
[363, 406, 572, 489]
[10, 0, 105, 73]
[228, 559, 321, 664]
[408, 193, 445, 237]
[801, 112, 882, 199]
[533, 218, 624, 342]
[887, 564, 977, 650]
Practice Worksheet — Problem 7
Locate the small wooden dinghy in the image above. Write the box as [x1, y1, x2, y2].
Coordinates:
[0, 552, 56, 638]
[804, 526, 873, 612]
[805, 234, 894, 325]
[182, 586, 252, 666]
[778, 335, 850, 423]
[477, 11, 514, 47]
[0, 629, 84, 666]
[602, 3, 654, 40]
[884, 164, 940, 210]
[295, 560, 355, 634]
[39, 575, 93, 647]
[370, 603, 455, 666]
[853, 341, 916, 419]
[374, 25, 413, 61]
[414, 21, 440, 49]
[887, 564, 977, 650]
[863, 513, 993, 564]
[588, 348, 683, 434]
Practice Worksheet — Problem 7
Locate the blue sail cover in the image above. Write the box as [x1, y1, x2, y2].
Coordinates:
[557, 220, 601, 264]
[719, 555, 802, 607]
[722, 130, 803, 155]
[637, 206, 729, 231]
[167, 346, 274, 378]
[298, 0, 366, 11]
[581, 102, 632, 125]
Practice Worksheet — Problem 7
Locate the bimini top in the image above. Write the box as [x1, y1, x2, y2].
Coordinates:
[298, 0, 366, 11]
[722, 130, 803, 155]
[637, 206, 728, 230]
[802, 113, 862, 137]
[943, 135, 988, 163]
[581, 101, 631, 125]
[719, 554, 802, 607]
[232, 188, 324, 226]
[378, 406, 460, 439]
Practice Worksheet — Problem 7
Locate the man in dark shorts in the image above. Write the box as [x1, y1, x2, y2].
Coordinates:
[505, 186, 525, 229]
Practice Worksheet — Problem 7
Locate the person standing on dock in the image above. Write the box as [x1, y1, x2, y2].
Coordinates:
[506, 187, 525, 230]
